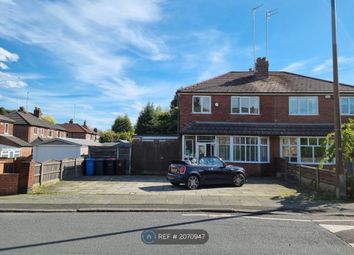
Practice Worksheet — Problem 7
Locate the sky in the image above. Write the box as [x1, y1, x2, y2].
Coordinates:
[0, 0, 354, 130]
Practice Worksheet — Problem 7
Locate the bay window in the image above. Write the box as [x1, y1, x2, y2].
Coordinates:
[280, 137, 327, 164]
[233, 136, 268, 163]
[218, 136, 230, 161]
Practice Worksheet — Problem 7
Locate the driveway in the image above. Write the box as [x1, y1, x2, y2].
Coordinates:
[0, 175, 346, 213]
[45, 175, 296, 198]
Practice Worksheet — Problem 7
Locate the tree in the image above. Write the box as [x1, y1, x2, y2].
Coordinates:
[135, 102, 156, 135]
[112, 114, 133, 133]
[170, 93, 178, 108]
[0, 107, 12, 115]
[43, 115, 56, 124]
[135, 96, 178, 135]
[320, 118, 354, 168]
[99, 130, 119, 143]
[99, 130, 134, 143]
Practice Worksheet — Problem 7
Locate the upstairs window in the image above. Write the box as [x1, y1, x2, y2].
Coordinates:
[48, 129, 52, 137]
[289, 96, 318, 115]
[341, 97, 354, 115]
[193, 96, 211, 113]
[33, 127, 38, 135]
[231, 96, 259, 114]
[4, 123, 9, 134]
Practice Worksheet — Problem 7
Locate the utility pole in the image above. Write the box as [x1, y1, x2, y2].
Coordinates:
[73, 104, 76, 122]
[331, 0, 346, 199]
[265, 9, 278, 59]
[252, 4, 263, 64]
[25, 91, 29, 111]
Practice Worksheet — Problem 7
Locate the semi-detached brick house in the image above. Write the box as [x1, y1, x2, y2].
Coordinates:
[59, 119, 99, 142]
[177, 57, 354, 176]
[7, 107, 67, 144]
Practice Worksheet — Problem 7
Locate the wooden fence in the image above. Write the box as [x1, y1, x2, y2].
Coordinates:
[34, 158, 84, 185]
[275, 157, 337, 194]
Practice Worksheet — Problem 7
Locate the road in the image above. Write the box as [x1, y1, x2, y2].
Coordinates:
[0, 212, 354, 255]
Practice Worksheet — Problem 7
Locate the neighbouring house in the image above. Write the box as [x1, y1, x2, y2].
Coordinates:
[177, 57, 354, 176]
[0, 114, 32, 158]
[59, 119, 99, 142]
[7, 107, 67, 144]
[32, 137, 101, 162]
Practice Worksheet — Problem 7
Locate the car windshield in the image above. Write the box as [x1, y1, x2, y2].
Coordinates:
[199, 157, 224, 167]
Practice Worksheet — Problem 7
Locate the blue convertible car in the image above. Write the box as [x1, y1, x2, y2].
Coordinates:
[167, 156, 247, 190]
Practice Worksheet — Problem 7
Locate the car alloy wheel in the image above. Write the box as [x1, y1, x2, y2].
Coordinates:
[187, 175, 200, 190]
[233, 173, 245, 187]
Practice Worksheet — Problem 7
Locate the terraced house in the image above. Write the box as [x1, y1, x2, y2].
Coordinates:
[177, 57, 354, 176]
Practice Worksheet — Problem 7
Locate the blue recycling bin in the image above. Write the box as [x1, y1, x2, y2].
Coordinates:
[86, 157, 95, 176]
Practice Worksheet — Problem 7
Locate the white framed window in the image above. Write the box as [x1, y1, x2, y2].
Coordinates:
[232, 136, 269, 163]
[184, 136, 194, 159]
[40, 128, 44, 135]
[340, 97, 354, 115]
[4, 123, 9, 134]
[33, 127, 38, 135]
[192, 96, 211, 114]
[48, 129, 52, 137]
[218, 136, 230, 161]
[0, 149, 21, 158]
[231, 96, 259, 114]
[289, 96, 318, 115]
[280, 137, 328, 164]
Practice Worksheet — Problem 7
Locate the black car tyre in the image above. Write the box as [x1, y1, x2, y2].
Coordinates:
[233, 173, 245, 187]
[171, 182, 179, 186]
[186, 175, 200, 190]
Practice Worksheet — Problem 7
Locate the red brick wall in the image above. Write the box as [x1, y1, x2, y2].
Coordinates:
[13, 125, 67, 143]
[21, 147, 33, 158]
[0, 122, 14, 135]
[15, 159, 35, 193]
[226, 162, 271, 177]
[0, 174, 19, 195]
[179, 94, 351, 130]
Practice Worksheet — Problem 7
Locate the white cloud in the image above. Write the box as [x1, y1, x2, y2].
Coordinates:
[0, 62, 8, 69]
[281, 59, 313, 72]
[0, 47, 18, 62]
[0, 47, 19, 70]
[312, 56, 354, 74]
[0, 71, 27, 88]
[0, 0, 169, 85]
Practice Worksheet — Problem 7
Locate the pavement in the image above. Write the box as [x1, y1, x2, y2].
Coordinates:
[1, 212, 354, 254]
[0, 176, 354, 215]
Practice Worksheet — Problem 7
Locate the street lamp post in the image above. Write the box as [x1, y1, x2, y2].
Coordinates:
[331, 0, 346, 199]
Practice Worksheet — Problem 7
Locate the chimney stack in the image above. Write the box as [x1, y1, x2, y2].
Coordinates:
[83, 120, 87, 127]
[19, 106, 26, 112]
[33, 107, 42, 118]
[254, 57, 269, 79]
[69, 119, 74, 124]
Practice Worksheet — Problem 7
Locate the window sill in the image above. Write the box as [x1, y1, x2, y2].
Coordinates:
[288, 162, 335, 165]
[288, 114, 319, 116]
[224, 161, 270, 164]
[191, 112, 211, 114]
[230, 113, 260, 115]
